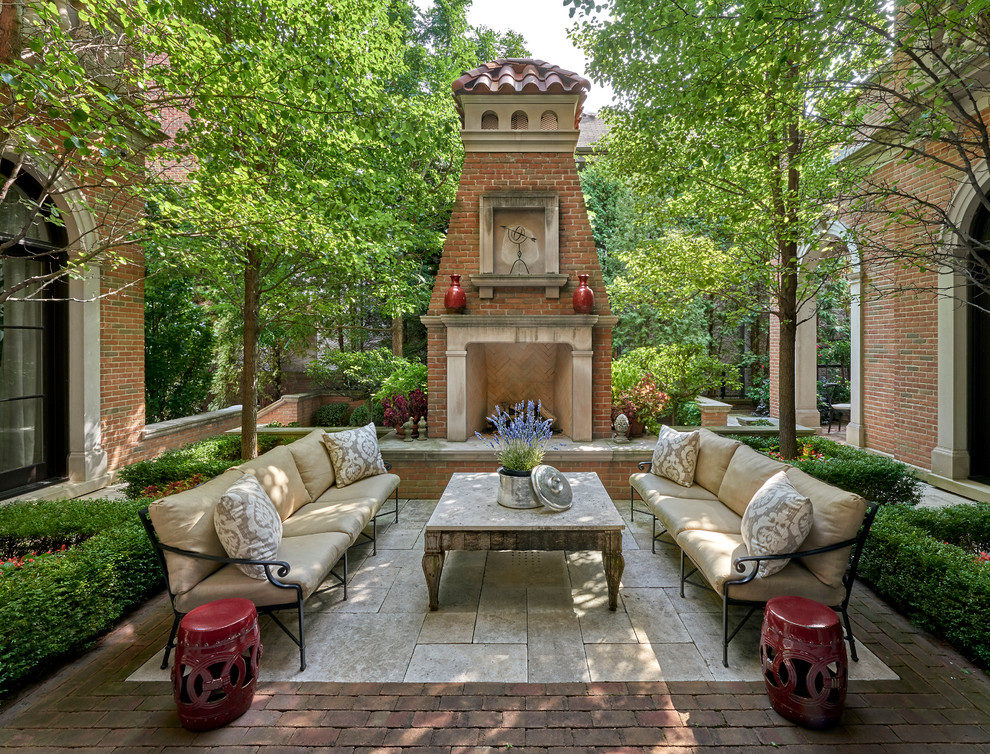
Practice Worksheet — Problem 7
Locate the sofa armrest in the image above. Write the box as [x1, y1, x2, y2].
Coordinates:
[154, 540, 298, 590]
[731, 536, 861, 576]
[637, 460, 652, 471]
[384, 461, 392, 471]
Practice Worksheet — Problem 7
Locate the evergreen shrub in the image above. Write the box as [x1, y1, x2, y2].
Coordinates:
[312, 402, 351, 427]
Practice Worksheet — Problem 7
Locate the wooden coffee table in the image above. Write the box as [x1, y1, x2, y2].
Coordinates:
[422, 471, 625, 610]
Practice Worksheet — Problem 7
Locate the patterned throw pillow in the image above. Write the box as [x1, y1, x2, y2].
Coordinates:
[322, 423, 387, 488]
[651, 425, 701, 487]
[214, 473, 283, 580]
[741, 470, 813, 578]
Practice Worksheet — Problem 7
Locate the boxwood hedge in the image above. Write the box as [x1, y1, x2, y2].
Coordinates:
[729, 434, 922, 507]
[858, 503, 990, 668]
[0, 497, 162, 694]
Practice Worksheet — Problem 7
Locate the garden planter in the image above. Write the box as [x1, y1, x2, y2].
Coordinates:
[496, 468, 541, 509]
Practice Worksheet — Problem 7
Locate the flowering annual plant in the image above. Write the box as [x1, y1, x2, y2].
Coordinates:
[0, 545, 69, 577]
[382, 394, 411, 429]
[141, 473, 208, 499]
[476, 400, 554, 472]
[408, 388, 428, 421]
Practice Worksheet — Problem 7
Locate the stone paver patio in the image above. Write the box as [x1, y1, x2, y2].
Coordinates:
[2, 496, 990, 751]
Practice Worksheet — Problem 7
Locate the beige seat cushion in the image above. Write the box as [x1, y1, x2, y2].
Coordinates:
[630, 472, 719, 506]
[174, 531, 351, 614]
[287, 429, 335, 499]
[283, 473, 399, 538]
[675, 529, 845, 606]
[786, 467, 867, 588]
[717, 444, 789, 517]
[694, 429, 741, 496]
[235, 445, 310, 519]
[148, 468, 244, 596]
[651, 497, 743, 538]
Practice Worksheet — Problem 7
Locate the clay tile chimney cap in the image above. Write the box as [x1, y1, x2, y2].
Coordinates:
[452, 58, 590, 118]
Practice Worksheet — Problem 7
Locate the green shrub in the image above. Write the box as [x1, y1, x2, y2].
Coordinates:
[726, 435, 922, 506]
[0, 498, 161, 694]
[374, 360, 427, 405]
[371, 399, 385, 426]
[0, 498, 141, 559]
[117, 433, 282, 499]
[312, 402, 351, 427]
[859, 503, 990, 668]
[349, 404, 372, 426]
[306, 348, 401, 393]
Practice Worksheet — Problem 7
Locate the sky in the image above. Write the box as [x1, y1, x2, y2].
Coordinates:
[465, 0, 615, 113]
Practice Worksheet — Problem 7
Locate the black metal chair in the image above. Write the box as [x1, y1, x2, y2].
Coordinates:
[821, 382, 851, 432]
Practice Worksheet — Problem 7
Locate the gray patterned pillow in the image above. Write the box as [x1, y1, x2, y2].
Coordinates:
[651, 425, 700, 487]
[322, 423, 387, 487]
[741, 470, 813, 578]
[214, 473, 283, 580]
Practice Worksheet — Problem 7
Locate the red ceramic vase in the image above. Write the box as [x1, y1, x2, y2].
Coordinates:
[444, 274, 466, 314]
[572, 273, 595, 314]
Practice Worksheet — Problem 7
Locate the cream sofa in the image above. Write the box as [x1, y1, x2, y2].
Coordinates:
[139, 429, 400, 671]
[630, 428, 878, 667]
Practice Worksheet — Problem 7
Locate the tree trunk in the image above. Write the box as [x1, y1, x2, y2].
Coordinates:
[392, 314, 403, 357]
[777, 111, 802, 460]
[240, 250, 262, 460]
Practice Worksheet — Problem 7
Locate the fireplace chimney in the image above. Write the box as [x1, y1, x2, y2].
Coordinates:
[422, 59, 616, 441]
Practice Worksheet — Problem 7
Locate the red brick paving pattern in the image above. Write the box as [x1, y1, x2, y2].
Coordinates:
[1, 585, 989, 752]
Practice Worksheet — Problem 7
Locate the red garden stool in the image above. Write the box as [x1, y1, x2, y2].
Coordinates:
[172, 598, 262, 731]
[760, 595, 847, 729]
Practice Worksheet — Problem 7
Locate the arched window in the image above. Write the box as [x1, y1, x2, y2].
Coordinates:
[0, 161, 68, 495]
[481, 111, 499, 130]
[540, 111, 558, 131]
[511, 111, 529, 130]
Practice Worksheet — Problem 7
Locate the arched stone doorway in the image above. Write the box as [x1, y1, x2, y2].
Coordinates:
[968, 203, 990, 481]
[0, 161, 68, 494]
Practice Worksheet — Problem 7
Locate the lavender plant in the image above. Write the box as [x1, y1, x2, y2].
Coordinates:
[477, 401, 554, 472]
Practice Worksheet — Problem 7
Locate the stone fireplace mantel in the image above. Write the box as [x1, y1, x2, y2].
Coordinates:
[422, 315, 617, 442]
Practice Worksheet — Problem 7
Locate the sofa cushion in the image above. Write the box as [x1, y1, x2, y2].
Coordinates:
[630, 472, 720, 505]
[651, 496, 743, 538]
[717, 444, 789, 517]
[322, 423, 387, 487]
[694, 429, 741, 496]
[235, 445, 310, 520]
[675, 529, 845, 606]
[284, 473, 400, 538]
[148, 468, 244, 596]
[288, 429, 335, 499]
[740, 471, 813, 578]
[651, 426, 701, 487]
[214, 473, 283, 580]
[173, 531, 351, 614]
[786, 466, 867, 588]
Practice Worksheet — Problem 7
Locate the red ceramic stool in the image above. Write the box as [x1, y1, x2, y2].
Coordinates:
[172, 598, 261, 731]
[760, 595, 847, 729]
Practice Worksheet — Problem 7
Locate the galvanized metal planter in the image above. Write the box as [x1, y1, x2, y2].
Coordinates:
[496, 468, 540, 509]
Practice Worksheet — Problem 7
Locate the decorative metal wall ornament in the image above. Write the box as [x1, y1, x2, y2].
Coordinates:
[500, 223, 537, 274]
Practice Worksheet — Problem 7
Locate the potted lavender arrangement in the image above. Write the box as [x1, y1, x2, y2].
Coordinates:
[477, 400, 554, 508]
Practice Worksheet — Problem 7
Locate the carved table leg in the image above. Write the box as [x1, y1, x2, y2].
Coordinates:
[602, 532, 624, 611]
[422, 530, 445, 611]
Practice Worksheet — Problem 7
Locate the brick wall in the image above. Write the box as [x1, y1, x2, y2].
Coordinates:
[426, 151, 613, 438]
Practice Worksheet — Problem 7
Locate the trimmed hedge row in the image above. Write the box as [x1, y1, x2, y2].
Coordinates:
[117, 433, 283, 499]
[0, 497, 162, 694]
[858, 503, 990, 668]
[729, 435, 923, 507]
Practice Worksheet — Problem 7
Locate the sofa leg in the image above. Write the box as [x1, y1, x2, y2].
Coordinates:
[372, 516, 377, 556]
[679, 550, 686, 598]
[297, 597, 307, 672]
[630, 486, 635, 522]
[840, 605, 859, 662]
[722, 599, 730, 667]
[652, 516, 657, 554]
[161, 614, 181, 670]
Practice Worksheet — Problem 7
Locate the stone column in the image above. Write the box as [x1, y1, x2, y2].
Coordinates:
[795, 300, 821, 430]
[571, 350, 594, 441]
[446, 350, 469, 441]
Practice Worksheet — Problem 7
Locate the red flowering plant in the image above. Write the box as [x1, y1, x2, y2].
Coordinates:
[140, 473, 208, 499]
[0, 544, 69, 577]
[408, 389, 428, 422]
[382, 394, 411, 429]
[615, 374, 670, 433]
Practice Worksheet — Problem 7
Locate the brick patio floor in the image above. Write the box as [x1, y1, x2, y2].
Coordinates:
[2, 575, 990, 752]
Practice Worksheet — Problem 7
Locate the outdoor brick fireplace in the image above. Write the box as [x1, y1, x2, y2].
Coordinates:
[422, 59, 616, 441]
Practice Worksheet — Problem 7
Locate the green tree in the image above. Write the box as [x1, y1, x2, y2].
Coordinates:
[570, 0, 884, 457]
